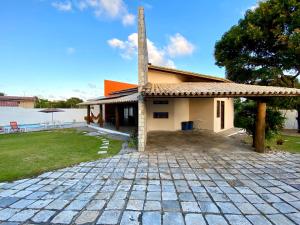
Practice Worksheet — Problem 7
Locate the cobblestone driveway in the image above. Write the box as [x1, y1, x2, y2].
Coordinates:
[1, 135, 300, 224]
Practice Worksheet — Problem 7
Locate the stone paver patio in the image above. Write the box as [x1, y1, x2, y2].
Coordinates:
[1, 132, 300, 225]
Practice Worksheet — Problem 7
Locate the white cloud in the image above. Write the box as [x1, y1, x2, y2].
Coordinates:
[66, 47, 75, 54]
[76, 0, 135, 26]
[166, 33, 195, 57]
[52, 1, 72, 11]
[108, 32, 195, 68]
[88, 83, 97, 89]
[122, 13, 135, 26]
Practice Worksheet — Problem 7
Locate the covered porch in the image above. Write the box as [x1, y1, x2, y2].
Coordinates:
[79, 93, 138, 135]
[142, 82, 300, 153]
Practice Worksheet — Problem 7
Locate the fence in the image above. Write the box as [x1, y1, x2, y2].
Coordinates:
[0, 107, 87, 126]
[281, 110, 298, 130]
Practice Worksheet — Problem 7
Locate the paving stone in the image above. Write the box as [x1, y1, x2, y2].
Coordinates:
[86, 199, 106, 210]
[198, 201, 220, 213]
[147, 192, 161, 201]
[144, 201, 161, 211]
[253, 203, 278, 214]
[163, 212, 184, 225]
[162, 200, 180, 211]
[31, 210, 56, 223]
[217, 202, 241, 214]
[225, 214, 251, 225]
[235, 202, 260, 214]
[75, 210, 100, 224]
[178, 193, 195, 201]
[98, 151, 107, 154]
[27, 199, 53, 209]
[10, 199, 35, 209]
[205, 214, 228, 225]
[287, 212, 300, 224]
[106, 199, 126, 210]
[143, 211, 161, 225]
[96, 210, 121, 225]
[120, 211, 141, 225]
[0, 197, 19, 207]
[181, 202, 201, 212]
[66, 199, 89, 210]
[185, 213, 206, 225]
[51, 210, 78, 224]
[8, 209, 38, 222]
[12, 190, 32, 198]
[266, 214, 295, 225]
[162, 192, 177, 200]
[272, 202, 298, 213]
[246, 215, 272, 225]
[45, 199, 70, 210]
[126, 199, 144, 210]
[0, 208, 20, 221]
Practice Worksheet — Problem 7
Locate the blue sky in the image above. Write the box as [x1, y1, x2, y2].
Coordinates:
[0, 0, 257, 100]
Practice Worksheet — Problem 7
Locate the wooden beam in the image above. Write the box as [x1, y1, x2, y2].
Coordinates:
[254, 101, 266, 153]
[99, 104, 104, 127]
[87, 105, 91, 125]
[115, 104, 120, 130]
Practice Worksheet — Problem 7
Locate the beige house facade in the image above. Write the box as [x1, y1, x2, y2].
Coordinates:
[145, 66, 234, 133]
[80, 7, 300, 153]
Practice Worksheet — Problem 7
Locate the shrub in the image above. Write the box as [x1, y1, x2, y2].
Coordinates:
[234, 99, 285, 140]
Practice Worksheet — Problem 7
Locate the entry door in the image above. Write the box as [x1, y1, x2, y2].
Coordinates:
[221, 101, 225, 129]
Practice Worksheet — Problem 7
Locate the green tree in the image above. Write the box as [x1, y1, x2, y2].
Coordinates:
[215, 0, 300, 133]
[65, 97, 83, 108]
[0, 92, 4, 96]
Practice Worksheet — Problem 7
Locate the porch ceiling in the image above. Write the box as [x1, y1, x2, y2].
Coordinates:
[79, 93, 138, 106]
[142, 82, 300, 98]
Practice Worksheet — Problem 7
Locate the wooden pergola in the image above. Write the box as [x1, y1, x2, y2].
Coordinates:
[142, 82, 300, 153]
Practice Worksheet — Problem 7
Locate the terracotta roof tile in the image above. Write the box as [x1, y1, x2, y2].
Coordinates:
[142, 82, 300, 97]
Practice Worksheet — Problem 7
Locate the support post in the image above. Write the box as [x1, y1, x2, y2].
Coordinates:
[255, 101, 266, 153]
[115, 104, 120, 130]
[87, 105, 91, 125]
[99, 104, 104, 127]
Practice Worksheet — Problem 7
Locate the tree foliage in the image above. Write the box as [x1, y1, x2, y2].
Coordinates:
[215, 0, 300, 84]
[35, 97, 83, 108]
[234, 99, 285, 140]
[215, 0, 300, 134]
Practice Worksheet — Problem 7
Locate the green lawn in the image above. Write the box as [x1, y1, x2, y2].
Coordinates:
[265, 134, 300, 153]
[245, 134, 300, 153]
[0, 129, 123, 182]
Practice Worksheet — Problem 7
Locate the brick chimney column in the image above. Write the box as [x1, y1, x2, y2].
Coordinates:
[138, 7, 148, 152]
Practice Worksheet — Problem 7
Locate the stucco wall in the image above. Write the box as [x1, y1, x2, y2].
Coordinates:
[173, 98, 190, 130]
[18, 101, 35, 108]
[0, 107, 86, 126]
[146, 99, 175, 131]
[148, 70, 183, 83]
[189, 98, 215, 131]
[146, 97, 234, 132]
[213, 98, 234, 132]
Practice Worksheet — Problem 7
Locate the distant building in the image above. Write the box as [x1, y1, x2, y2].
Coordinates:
[0, 96, 36, 108]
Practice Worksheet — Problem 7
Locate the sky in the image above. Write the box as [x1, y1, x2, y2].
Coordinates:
[0, 0, 258, 100]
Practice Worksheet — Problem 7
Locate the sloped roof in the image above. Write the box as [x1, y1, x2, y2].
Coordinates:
[148, 64, 232, 83]
[0, 96, 36, 101]
[142, 82, 300, 97]
[78, 93, 139, 105]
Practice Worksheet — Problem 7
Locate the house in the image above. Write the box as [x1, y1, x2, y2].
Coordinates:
[80, 7, 300, 152]
[0, 96, 36, 108]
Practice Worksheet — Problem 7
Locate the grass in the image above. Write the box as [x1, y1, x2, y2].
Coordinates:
[0, 129, 123, 182]
[244, 134, 300, 153]
[265, 134, 300, 153]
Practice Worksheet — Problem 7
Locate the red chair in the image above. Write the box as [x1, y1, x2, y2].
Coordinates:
[10, 121, 24, 133]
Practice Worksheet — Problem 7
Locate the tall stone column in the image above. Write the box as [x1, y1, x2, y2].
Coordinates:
[138, 7, 149, 152]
